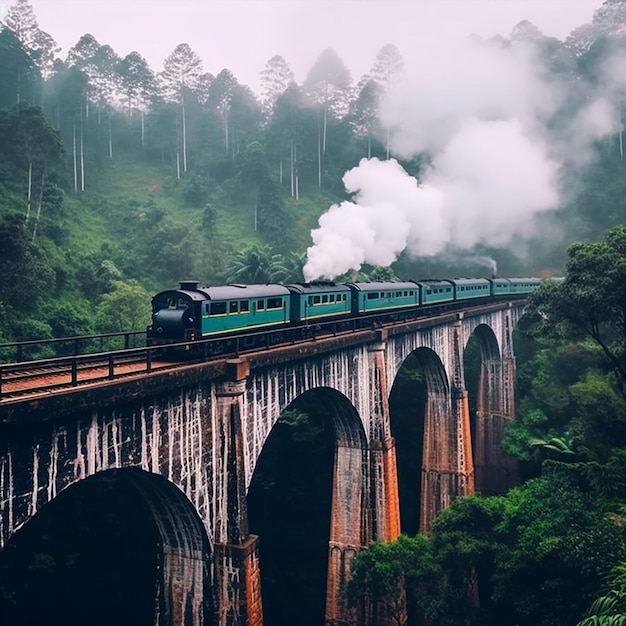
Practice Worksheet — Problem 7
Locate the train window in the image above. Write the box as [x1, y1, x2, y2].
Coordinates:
[240, 301, 250, 313]
[178, 299, 187, 308]
[329, 294, 335, 303]
[167, 298, 176, 308]
[211, 302, 227, 315]
[322, 295, 328, 303]
[257, 300, 265, 310]
[204, 303, 210, 314]
[230, 302, 238, 314]
[367, 293, 379, 300]
[267, 297, 283, 309]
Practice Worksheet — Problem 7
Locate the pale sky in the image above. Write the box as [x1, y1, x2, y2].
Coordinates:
[3, 0, 605, 93]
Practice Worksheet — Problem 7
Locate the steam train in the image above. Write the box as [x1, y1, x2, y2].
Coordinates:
[146, 277, 541, 356]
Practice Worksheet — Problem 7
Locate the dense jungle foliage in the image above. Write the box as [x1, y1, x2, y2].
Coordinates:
[346, 228, 626, 625]
[3, 1, 626, 624]
[1, 0, 626, 349]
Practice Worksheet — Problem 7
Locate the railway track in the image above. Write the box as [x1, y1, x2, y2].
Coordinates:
[0, 349, 178, 401]
[0, 299, 522, 403]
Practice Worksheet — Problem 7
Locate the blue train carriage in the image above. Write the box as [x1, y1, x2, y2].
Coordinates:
[285, 282, 351, 324]
[449, 277, 491, 301]
[508, 277, 542, 295]
[148, 281, 291, 345]
[346, 281, 420, 315]
[414, 279, 454, 305]
[489, 277, 512, 297]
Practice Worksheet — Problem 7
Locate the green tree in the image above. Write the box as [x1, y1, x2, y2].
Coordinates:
[493, 464, 626, 626]
[578, 563, 626, 626]
[226, 243, 278, 284]
[158, 43, 204, 176]
[260, 54, 294, 116]
[95, 280, 151, 333]
[0, 26, 41, 108]
[0, 213, 55, 316]
[303, 48, 352, 187]
[4, 0, 59, 78]
[526, 226, 626, 401]
[346, 534, 442, 626]
[116, 51, 156, 117]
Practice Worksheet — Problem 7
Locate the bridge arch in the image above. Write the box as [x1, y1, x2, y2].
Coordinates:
[0, 467, 212, 626]
[389, 346, 458, 533]
[248, 386, 367, 626]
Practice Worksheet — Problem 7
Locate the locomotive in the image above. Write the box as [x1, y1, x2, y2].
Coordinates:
[146, 277, 541, 355]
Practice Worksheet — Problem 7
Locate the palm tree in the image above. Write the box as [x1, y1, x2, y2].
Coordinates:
[226, 243, 275, 284]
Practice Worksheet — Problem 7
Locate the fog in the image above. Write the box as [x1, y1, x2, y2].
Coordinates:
[303, 7, 626, 280]
[8, 0, 613, 279]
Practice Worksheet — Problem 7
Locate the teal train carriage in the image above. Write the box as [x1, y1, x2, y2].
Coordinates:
[490, 278, 514, 296]
[415, 279, 455, 305]
[347, 281, 420, 315]
[508, 277, 542, 294]
[449, 278, 491, 300]
[286, 282, 352, 324]
[148, 281, 290, 346]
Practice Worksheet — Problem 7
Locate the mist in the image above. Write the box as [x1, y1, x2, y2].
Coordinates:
[303, 32, 622, 281]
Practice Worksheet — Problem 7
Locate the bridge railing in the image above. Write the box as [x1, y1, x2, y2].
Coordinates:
[0, 331, 147, 364]
[0, 299, 522, 401]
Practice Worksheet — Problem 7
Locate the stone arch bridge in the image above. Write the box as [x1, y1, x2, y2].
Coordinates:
[0, 301, 523, 626]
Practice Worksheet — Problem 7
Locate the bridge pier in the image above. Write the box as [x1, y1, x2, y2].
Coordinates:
[474, 309, 519, 494]
[367, 331, 401, 543]
[420, 319, 475, 532]
[213, 360, 263, 626]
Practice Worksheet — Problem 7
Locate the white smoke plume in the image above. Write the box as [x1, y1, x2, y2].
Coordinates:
[303, 32, 624, 281]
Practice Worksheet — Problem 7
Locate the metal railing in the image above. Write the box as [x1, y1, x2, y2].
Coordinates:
[0, 330, 147, 364]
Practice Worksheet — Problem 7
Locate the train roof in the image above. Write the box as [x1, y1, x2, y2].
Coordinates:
[413, 279, 454, 288]
[447, 278, 491, 286]
[285, 282, 351, 295]
[507, 277, 541, 283]
[346, 281, 418, 292]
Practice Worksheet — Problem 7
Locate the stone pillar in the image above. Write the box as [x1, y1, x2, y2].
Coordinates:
[500, 307, 520, 488]
[325, 443, 368, 626]
[368, 329, 401, 543]
[213, 359, 263, 626]
[365, 331, 406, 626]
[474, 308, 519, 494]
[420, 318, 474, 533]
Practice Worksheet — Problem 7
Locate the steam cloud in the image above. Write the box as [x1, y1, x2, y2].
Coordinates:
[304, 33, 625, 281]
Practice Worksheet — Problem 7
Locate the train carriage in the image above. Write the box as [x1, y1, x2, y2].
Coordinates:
[346, 281, 420, 315]
[508, 277, 542, 294]
[415, 279, 454, 305]
[286, 282, 352, 324]
[489, 278, 512, 297]
[449, 278, 491, 301]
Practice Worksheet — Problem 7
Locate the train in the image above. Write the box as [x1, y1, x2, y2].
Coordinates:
[146, 276, 542, 356]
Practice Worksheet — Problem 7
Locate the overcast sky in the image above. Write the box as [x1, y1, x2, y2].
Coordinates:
[1, 0, 605, 93]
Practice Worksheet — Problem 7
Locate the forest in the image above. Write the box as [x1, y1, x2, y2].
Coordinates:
[2, 0, 626, 624]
